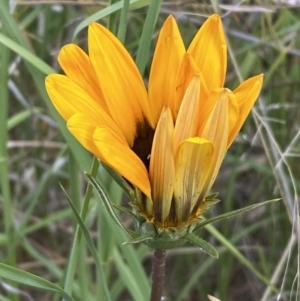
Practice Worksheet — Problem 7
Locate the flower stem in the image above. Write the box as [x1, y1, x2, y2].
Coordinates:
[150, 249, 166, 301]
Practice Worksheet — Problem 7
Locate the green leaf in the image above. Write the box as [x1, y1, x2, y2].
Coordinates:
[123, 233, 154, 245]
[113, 248, 147, 301]
[0, 263, 76, 301]
[73, 0, 151, 39]
[101, 162, 136, 202]
[0, 33, 54, 75]
[135, 0, 162, 75]
[205, 224, 279, 293]
[7, 108, 41, 130]
[195, 198, 281, 231]
[111, 202, 139, 221]
[0, 5, 92, 172]
[59, 184, 112, 301]
[185, 233, 219, 258]
[205, 192, 219, 200]
[85, 173, 129, 235]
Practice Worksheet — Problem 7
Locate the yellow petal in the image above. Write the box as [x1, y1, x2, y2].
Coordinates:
[58, 44, 108, 112]
[67, 113, 102, 159]
[174, 54, 208, 119]
[200, 90, 229, 191]
[148, 15, 185, 124]
[174, 76, 201, 150]
[196, 89, 224, 137]
[45, 74, 102, 121]
[45, 74, 126, 143]
[228, 74, 263, 148]
[88, 22, 152, 145]
[227, 89, 239, 142]
[93, 127, 151, 198]
[188, 14, 227, 91]
[149, 106, 175, 224]
[174, 137, 214, 223]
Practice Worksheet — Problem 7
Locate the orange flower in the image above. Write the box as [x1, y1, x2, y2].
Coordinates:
[46, 15, 263, 228]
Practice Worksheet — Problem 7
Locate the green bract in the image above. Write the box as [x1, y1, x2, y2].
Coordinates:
[86, 170, 280, 258]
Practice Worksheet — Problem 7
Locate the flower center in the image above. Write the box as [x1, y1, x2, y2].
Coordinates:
[131, 120, 155, 171]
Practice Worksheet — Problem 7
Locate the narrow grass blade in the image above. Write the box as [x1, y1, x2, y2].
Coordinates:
[0, 263, 75, 301]
[60, 184, 112, 301]
[206, 224, 279, 293]
[73, 0, 151, 39]
[0, 33, 54, 75]
[63, 158, 99, 295]
[110, 220, 150, 297]
[117, 0, 130, 43]
[113, 248, 147, 301]
[0, 6, 92, 172]
[7, 108, 40, 130]
[135, 0, 162, 75]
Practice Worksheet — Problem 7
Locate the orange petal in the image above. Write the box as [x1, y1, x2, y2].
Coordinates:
[58, 44, 108, 112]
[227, 89, 239, 142]
[174, 54, 209, 119]
[174, 137, 214, 223]
[67, 113, 102, 159]
[148, 15, 185, 124]
[197, 89, 238, 137]
[88, 22, 152, 145]
[149, 106, 175, 224]
[188, 14, 227, 91]
[93, 127, 151, 199]
[46, 74, 102, 121]
[174, 76, 201, 150]
[228, 74, 263, 148]
[45, 74, 126, 143]
[200, 90, 229, 191]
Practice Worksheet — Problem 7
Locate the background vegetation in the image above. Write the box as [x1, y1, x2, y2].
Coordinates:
[0, 0, 299, 300]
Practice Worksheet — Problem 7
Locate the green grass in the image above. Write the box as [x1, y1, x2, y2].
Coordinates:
[1, 1, 300, 300]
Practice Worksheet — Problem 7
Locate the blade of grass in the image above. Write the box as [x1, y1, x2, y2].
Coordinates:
[68, 152, 89, 301]
[0, 5, 92, 172]
[60, 184, 111, 301]
[7, 108, 41, 130]
[0, 263, 76, 301]
[135, 0, 162, 75]
[0, 3, 18, 300]
[113, 248, 147, 301]
[205, 224, 280, 294]
[117, 0, 130, 44]
[0, 33, 55, 74]
[19, 147, 68, 230]
[73, 0, 151, 39]
[111, 222, 150, 297]
[63, 158, 99, 296]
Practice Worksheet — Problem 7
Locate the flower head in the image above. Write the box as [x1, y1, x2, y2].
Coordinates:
[46, 15, 263, 232]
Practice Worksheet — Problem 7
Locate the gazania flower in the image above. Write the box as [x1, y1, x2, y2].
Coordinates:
[45, 15, 263, 230]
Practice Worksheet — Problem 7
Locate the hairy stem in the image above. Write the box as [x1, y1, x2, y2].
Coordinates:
[150, 249, 166, 301]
